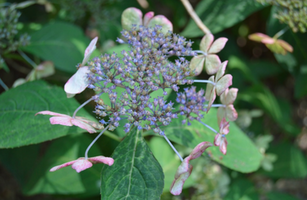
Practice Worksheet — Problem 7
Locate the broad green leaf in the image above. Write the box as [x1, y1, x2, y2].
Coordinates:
[181, 0, 266, 37]
[149, 136, 194, 192]
[100, 127, 164, 200]
[262, 142, 307, 178]
[0, 134, 102, 196]
[266, 192, 300, 200]
[0, 80, 96, 148]
[224, 179, 259, 200]
[21, 21, 92, 73]
[145, 108, 263, 173]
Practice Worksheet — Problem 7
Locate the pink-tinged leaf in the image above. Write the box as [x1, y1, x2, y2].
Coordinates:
[50, 116, 73, 126]
[89, 156, 114, 166]
[205, 55, 221, 75]
[170, 159, 193, 195]
[82, 37, 98, 66]
[147, 15, 173, 33]
[143, 11, 154, 26]
[200, 33, 214, 52]
[64, 67, 90, 98]
[189, 55, 205, 76]
[277, 39, 293, 53]
[121, 7, 143, 31]
[71, 118, 96, 133]
[216, 74, 232, 96]
[71, 159, 93, 173]
[189, 142, 213, 160]
[209, 37, 228, 54]
[226, 105, 238, 121]
[215, 61, 228, 81]
[248, 33, 274, 44]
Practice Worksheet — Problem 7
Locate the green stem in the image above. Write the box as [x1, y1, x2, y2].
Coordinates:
[18, 50, 37, 69]
[273, 27, 290, 39]
[0, 78, 9, 91]
[103, 130, 122, 142]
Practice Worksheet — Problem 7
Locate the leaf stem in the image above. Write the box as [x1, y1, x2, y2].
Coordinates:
[180, 0, 211, 35]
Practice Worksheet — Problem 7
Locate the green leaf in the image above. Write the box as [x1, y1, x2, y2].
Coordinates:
[0, 134, 102, 196]
[266, 191, 301, 200]
[224, 179, 259, 200]
[100, 127, 164, 200]
[0, 80, 95, 148]
[149, 136, 194, 192]
[262, 142, 307, 178]
[181, 0, 266, 37]
[21, 21, 92, 73]
[145, 108, 263, 173]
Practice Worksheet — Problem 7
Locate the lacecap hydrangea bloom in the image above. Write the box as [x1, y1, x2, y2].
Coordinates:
[37, 7, 238, 195]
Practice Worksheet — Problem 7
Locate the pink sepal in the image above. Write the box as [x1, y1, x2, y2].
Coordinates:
[71, 118, 96, 133]
[50, 160, 76, 172]
[205, 55, 221, 75]
[248, 33, 275, 44]
[147, 15, 173, 33]
[189, 142, 213, 160]
[170, 158, 193, 195]
[36, 111, 98, 133]
[226, 105, 238, 121]
[219, 118, 229, 135]
[121, 7, 143, 31]
[64, 67, 90, 98]
[89, 156, 114, 166]
[200, 34, 214, 52]
[82, 37, 98, 66]
[50, 156, 114, 173]
[215, 61, 228, 81]
[143, 11, 154, 26]
[209, 37, 228, 54]
[205, 76, 216, 111]
[214, 134, 228, 155]
[189, 55, 205, 76]
[216, 74, 232, 96]
[71, 158, 93, 173]
[50, 116, 73, 126]
[220, 88, 238, 105]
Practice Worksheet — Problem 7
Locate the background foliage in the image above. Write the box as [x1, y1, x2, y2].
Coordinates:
[0, 0, 307, 199]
